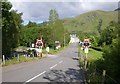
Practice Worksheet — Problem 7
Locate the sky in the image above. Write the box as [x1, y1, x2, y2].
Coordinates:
[8, 0, 119, 25]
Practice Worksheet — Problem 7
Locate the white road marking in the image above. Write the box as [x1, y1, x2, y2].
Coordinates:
[59, 60, 63, 64]
[50, 64, 57, 69]
[24, 71, 46, 83]
[24, 61, 63, 83]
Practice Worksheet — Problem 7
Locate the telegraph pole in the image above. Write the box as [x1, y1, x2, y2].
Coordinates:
[64, 33, 65, 48]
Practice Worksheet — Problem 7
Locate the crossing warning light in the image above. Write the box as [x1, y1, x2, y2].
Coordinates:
[36, 38, 43, 48]
[82, 38, 91, 48]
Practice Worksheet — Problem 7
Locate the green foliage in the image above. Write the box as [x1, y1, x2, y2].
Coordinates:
[89, 35, 98, 47]
[79, 21, 120, 83]
[76, 31, 90, 41]
[64, 29, 70, 45]
[2, 1, 23, 57]
[26, 21, 38, 28]
[97, 19, 102, 35]
[98, 21, 118, 46]
[102, 22, 120, 83]
[20, 27, 40, 45]
[49, 9, 59, 22]
[53, 20, 64, 46]
[3, 55, 39, 66]
[79, 46, 103, 83]
[92, 21, 120, 83]
[48, 9, 67, 48]
[63, 10, 118, 35]
[20, 9, 70, 49]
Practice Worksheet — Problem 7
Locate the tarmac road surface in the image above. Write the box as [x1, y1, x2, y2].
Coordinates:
[2, 43, 85, 84]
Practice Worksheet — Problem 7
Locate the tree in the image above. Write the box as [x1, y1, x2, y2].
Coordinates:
[97, 19, 102, 35]
[20, 23, 53, 48]
[20, 26, 41, 46]
[99, 21, 120, 83]
[26, 21, 38, 28]
[89, 35, 98, 47]
[2, 1, 23, 57]
[49, 9, 59, 22]
[98, 21, 117, 46]
[48, 9, 64, 48]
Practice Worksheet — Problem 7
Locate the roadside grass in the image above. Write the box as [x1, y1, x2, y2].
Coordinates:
[49, 44, 69, 54]
[42, 44, 69, 54]
[80, 48, 103, 62]
[2, 55, 39, 67]
[14, 46, 29, 51]
[2, 44, 69, 67]
[79, 46, 104, 83]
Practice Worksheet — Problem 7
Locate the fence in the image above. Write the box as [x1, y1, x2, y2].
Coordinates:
[78, 47, 119, 84]
[1, 50, 43, 66]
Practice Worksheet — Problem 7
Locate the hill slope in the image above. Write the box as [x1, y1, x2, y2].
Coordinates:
[62, 10, 118, 35]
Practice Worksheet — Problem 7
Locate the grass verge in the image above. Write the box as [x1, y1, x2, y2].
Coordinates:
[80, 47, 103, 62]
[2, 55, 40, 67]
[2, 44, 69, 67]
[42, 44, 69, 54]
[79, 46, 104, 83]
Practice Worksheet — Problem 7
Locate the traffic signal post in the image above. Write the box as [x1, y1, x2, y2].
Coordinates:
[35, 38, 43, 58]
[82, 38, 91, 70]
[84, 47, 88, 70]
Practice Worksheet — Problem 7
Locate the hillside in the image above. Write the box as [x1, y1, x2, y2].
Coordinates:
[62, 10, 118, 35]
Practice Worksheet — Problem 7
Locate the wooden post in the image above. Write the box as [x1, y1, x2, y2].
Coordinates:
[40, 53, 42, 58]
[33, 50, 34, 59]
[26, 55, 27, 61]
[14, 53, 15, 57]
[40, 47, 42, 58]
[46, 52, 48, 57]
[33, 53, 34, 58]
[84, 53, 88, 70]
[102, 70, 106, 84]
[3, 55, 5, 65]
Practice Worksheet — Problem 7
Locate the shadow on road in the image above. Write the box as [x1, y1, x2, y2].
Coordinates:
[72, 57, 79, 61]
[43, 68, 84, 83]
[74, 51, 80, 53]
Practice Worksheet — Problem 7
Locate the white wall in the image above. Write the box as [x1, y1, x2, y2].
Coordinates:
[69, 34, 79, 43]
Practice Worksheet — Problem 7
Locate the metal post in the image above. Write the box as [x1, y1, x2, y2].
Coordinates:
[3, 55, 5, 65]
[18, 54, 19, 62]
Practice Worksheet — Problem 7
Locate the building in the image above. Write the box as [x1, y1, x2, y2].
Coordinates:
[69, 33, 79, 43]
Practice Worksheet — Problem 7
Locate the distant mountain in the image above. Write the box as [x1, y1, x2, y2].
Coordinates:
[114, 8, 120, 11]
[62, 10, 118, 35]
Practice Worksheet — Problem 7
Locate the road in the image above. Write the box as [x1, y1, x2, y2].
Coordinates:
[2, 43, 85, 83]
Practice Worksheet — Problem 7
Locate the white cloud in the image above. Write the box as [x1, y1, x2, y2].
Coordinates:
[8, 0, 119, 24]
[8, 0, 119, 2]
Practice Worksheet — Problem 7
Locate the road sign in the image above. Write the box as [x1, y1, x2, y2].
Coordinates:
[84, 47, 88, 53]
[81, 47, 83, 50]
[84, 38, 90, 42]
[36, 39, 43, 48]
[32, 43, 35, 48]
[83, 38, 91, 48]
[36, 49, 42, 53]
[46, 47, 49, 52]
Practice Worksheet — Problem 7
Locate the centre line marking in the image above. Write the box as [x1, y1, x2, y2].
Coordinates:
[50, 64, 57, 69]
[59, 60, 63, 64]
[24, 71, 46, 83]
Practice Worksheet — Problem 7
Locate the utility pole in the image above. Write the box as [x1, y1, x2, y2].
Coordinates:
[64, 33, 65, 48]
